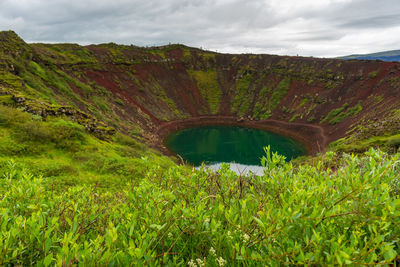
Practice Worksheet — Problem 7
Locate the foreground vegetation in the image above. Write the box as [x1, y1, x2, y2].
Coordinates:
[0, 105, 399, 265]
[0, 31, 400, 265]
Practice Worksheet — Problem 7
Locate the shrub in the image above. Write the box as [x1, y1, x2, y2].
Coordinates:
[48, 119, 86, 150]
[14, 120, 52, 142]
[0, 149, 399, 265]
[0, 105, 31, 127]
[26, 160, 78, 178]
[0, 138, 28, 155]
[10, 116, 86, 151]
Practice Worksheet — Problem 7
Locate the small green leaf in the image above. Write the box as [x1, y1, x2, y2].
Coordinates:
[44, 238, 51, 253]
[43, 254, 53, 267]
[252, 216, 264, 229]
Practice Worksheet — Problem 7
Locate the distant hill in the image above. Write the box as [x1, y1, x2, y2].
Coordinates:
[338, 49, 400, 61]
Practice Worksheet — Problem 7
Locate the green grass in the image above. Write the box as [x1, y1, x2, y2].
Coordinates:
[31, 43, 98, 66]
[253, 85, 274, 119]
[297, 98, 309, 108]
[0, 105, 168, 188]
[54, 69, 94, 94]
[321, 103, 348, 123]
[232, 71, 254, 116]
[188, 69, 222, 114]
[289, 113, 300, 122]
[25, 61, 83, 103]
[321, 103, 363, 124]
[329, 132, 400, 153]
[369, 70, 379, 79]
[269, 77, 291, 111]
[0, 71, 24, 89]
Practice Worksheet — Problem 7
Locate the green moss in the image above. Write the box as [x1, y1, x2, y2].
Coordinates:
[369, 70, 379, 79]
[269, 77, 291, 111]
[0, 71, 23, 89]
[252, 83, 275, 119]
[140, 76, 185, 119]
[115, 98, 125, 106]
[20, 72, 56, 102]
[188, 69, 221, 114]
[258, 85, 269, 97]
[54, 70, 94, 94]
[199, 52, 216, 63]
[289, 113, 300, 123]
[28, 61, 46, 80]
[231, 70, 255, 116]
[91, 96, 111, 112]
[0, 95, 14, 105]
[149, 49, 166, 59]
[32, 43, 98, 66]
[325, 80, 337, 90]
[329, 103, 362, 124]
[321, 102, 362, 124]
[307, 116, 316, 122]
[329, 133, 400, 153]
[181, 50, 193, 63]
[321, 103, 348, 123]
[297, 98, 309, 108]
[25, 61, 82, 102]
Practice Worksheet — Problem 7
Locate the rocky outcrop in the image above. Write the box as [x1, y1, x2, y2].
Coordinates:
[0, 87, 115, 140]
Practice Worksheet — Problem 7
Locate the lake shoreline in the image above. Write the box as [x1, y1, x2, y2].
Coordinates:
[157, 116, 327, 157]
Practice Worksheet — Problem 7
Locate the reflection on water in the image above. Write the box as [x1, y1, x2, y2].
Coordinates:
[198, 162, 266, 176]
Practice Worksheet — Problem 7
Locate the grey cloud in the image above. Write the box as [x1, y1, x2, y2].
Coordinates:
[339, 14, 400, 29]
[284, 30, 345, 42]
[0, 0, 400, 57]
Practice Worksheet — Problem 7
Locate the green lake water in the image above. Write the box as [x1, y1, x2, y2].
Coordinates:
[165, 126, 306, 168]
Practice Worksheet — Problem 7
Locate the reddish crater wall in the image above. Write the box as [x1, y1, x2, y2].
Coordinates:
[38, 43, 400, 155]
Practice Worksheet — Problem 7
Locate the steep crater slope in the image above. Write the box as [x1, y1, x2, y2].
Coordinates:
[2, 31, 400, 155]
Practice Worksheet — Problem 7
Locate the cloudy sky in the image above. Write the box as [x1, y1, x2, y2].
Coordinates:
[1, 0, 400, 57]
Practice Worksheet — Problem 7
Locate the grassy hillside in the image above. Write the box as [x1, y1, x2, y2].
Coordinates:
[0, 31, 399, 265]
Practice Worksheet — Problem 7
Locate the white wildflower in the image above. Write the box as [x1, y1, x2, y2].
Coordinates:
[196, 258, 205, 267]
[209, 247, 216, 256]
[217, 257, 226, 266]
[227, 231, 232, 239]
[187, 259, 196, 267]
[204, 218, 210, 224]
[242, 233, 250, 243]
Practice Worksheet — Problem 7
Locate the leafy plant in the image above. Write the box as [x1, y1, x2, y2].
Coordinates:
[0, 148, 399, 265]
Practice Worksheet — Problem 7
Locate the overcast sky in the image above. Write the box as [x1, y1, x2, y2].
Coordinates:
[1, 0, 400, 57]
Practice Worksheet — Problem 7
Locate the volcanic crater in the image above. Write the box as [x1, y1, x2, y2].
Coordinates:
[2, 30, 400, 157]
